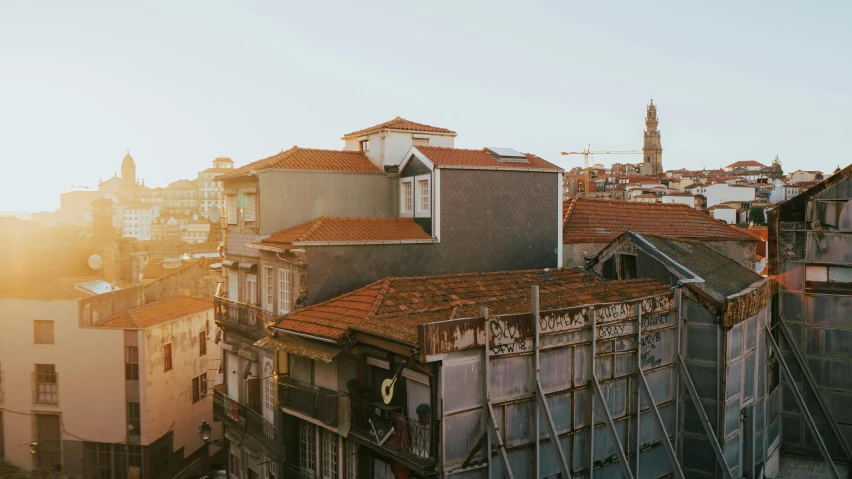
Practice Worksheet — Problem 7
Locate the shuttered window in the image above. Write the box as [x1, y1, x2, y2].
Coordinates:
[226, 196, 237, 225]
[243, 193, 257, 223]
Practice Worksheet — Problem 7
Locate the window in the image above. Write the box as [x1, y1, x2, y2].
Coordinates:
[247, 274, 258, 305]
[300, 421, 316, 474]
[264, 374, 275, 414]
[199, 331, 207, 356]
[619, 254, 637, 280]
[264, 266, 274, 312]
[278, 268, 291, 314]
[359, 139, 369, 152]
[226, 195, 237, 225]
[200, 373, 207, 397]
[35, 364, 58, 404]
[127, 402, 141, 435]
[344, 440, 358, 479]
[412, 137, 429, 147]
[231, 454, 242, 479]
[193, 376, 201, 403]
[125, 346, 139, 380]
[164, 343, 173, 372]
[34, 320, 54, 344]
[400, 179, 413, 216]
[321, 428, 339, 479]
[243, 193, 257, 223]
[417, 179, 430, 214]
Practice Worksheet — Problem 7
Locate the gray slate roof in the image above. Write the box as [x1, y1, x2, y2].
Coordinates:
[634, 233, 763, 305]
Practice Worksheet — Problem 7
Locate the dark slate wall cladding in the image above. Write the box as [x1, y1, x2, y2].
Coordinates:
[400, 156, 431, 178]
[305, 169, 560, 304]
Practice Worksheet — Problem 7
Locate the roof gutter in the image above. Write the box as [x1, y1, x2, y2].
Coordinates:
[269, 326, 342, 345]
[437, 165, 564, 173]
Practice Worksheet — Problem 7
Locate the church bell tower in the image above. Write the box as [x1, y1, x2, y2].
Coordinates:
[642, 100, 663, 176]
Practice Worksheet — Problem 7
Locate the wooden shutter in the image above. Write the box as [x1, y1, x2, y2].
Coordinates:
[226, 196, 237, 225]
[247, 377, 261, 409]
[243, 193, 257, 222]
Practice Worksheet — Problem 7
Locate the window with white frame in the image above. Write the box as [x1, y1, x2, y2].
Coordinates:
[247, 274, 257, 305]
[345, 439, 358, 479]
[299, 422, 316, 474]
[264, 266, 274, 312]
[278, 268, 291, 314]
[321, 428, 338, 479]
[400, 179, 413, 216]
[264, 375, 274, 414]
[417, 178, 430, 214]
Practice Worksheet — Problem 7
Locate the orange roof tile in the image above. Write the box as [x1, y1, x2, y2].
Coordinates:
[98, 296, 212, 329]
[273, 268, 605, 344]
[562, 197, 756, 244]
[343, 116, 455, 138]
[416, 146, 559, 170]
[726, 160, 767, 168]
[253, 217, 433, 250]
[273, 270, 671, 345]
[218, 147, 381, 180]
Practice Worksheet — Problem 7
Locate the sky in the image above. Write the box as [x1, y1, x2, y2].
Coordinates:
[1, 0, 850, 213]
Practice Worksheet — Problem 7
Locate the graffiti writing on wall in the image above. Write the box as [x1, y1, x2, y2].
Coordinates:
[640, 331, 664, 368]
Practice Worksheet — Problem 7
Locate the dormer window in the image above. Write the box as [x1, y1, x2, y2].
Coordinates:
[401, 180, 414, 216]
[359, 139, 370, 152]
[412, 137, 430, 147]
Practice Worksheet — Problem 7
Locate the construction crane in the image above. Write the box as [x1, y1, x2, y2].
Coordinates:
[561, 146, 642, 198]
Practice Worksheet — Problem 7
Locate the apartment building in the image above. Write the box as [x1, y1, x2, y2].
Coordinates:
[213, 117, 563, 479]
[0, 278, 218, 479]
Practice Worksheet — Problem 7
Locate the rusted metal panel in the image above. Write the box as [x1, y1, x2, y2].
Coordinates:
[722, 279, 777, 327]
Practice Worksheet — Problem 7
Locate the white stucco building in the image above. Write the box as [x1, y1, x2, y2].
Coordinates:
[120, 204, 160, 240]
[341, 116, 456, 169]
[198, 157, 233, 219]
[708, 204, 738, 224]
[661, 192, 697, 208]
[693, 183, 756, 207]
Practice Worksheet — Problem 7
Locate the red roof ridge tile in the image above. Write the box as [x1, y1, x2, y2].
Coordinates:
[343, 117, 456, 138]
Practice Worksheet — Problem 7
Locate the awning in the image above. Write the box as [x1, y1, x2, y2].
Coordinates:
[238, 262, 258, 272]
[254, 335, 345, 363]
[222, 260, 238, 270]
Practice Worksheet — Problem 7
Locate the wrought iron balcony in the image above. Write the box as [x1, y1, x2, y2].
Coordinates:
[278, 376, 339, 427]
[214, 296, 274, 340]
[212, 389, 278, 453]
[350, 397, 439, 466]
[281, 462, 317, 479]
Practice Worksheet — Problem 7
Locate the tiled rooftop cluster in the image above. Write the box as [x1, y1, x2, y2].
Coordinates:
[562, 197, 756, 244]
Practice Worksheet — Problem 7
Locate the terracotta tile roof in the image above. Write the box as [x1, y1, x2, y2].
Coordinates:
[253, 217, 433, 250]
[665, 192, 694, 197]
[416, 146, 559, 170]
[218, 147, 381, 180]
[1, 276, 111, 300]
[726, 160, 767, 168]
[272, 268, 599, 344]
[98, 296, 212, 329]
[343, 116, 455, 138]
[562, 197, 756, 244]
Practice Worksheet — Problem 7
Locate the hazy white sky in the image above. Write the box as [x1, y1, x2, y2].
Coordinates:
[1, 0, 850, 212]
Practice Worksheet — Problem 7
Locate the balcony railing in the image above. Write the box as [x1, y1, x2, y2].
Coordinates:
[281, 463, 317, 479]
[350, 397, 439, 465]
[278, 376, 338, 427]
[214, 296, 274, 340]
[212, 390, 278, 453]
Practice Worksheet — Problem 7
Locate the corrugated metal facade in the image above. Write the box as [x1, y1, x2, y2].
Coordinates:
[770, 169, 852, 463]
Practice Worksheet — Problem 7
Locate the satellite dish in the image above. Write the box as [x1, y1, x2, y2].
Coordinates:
[208, 207, 221, 224]
[88, 254, 104, 270]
